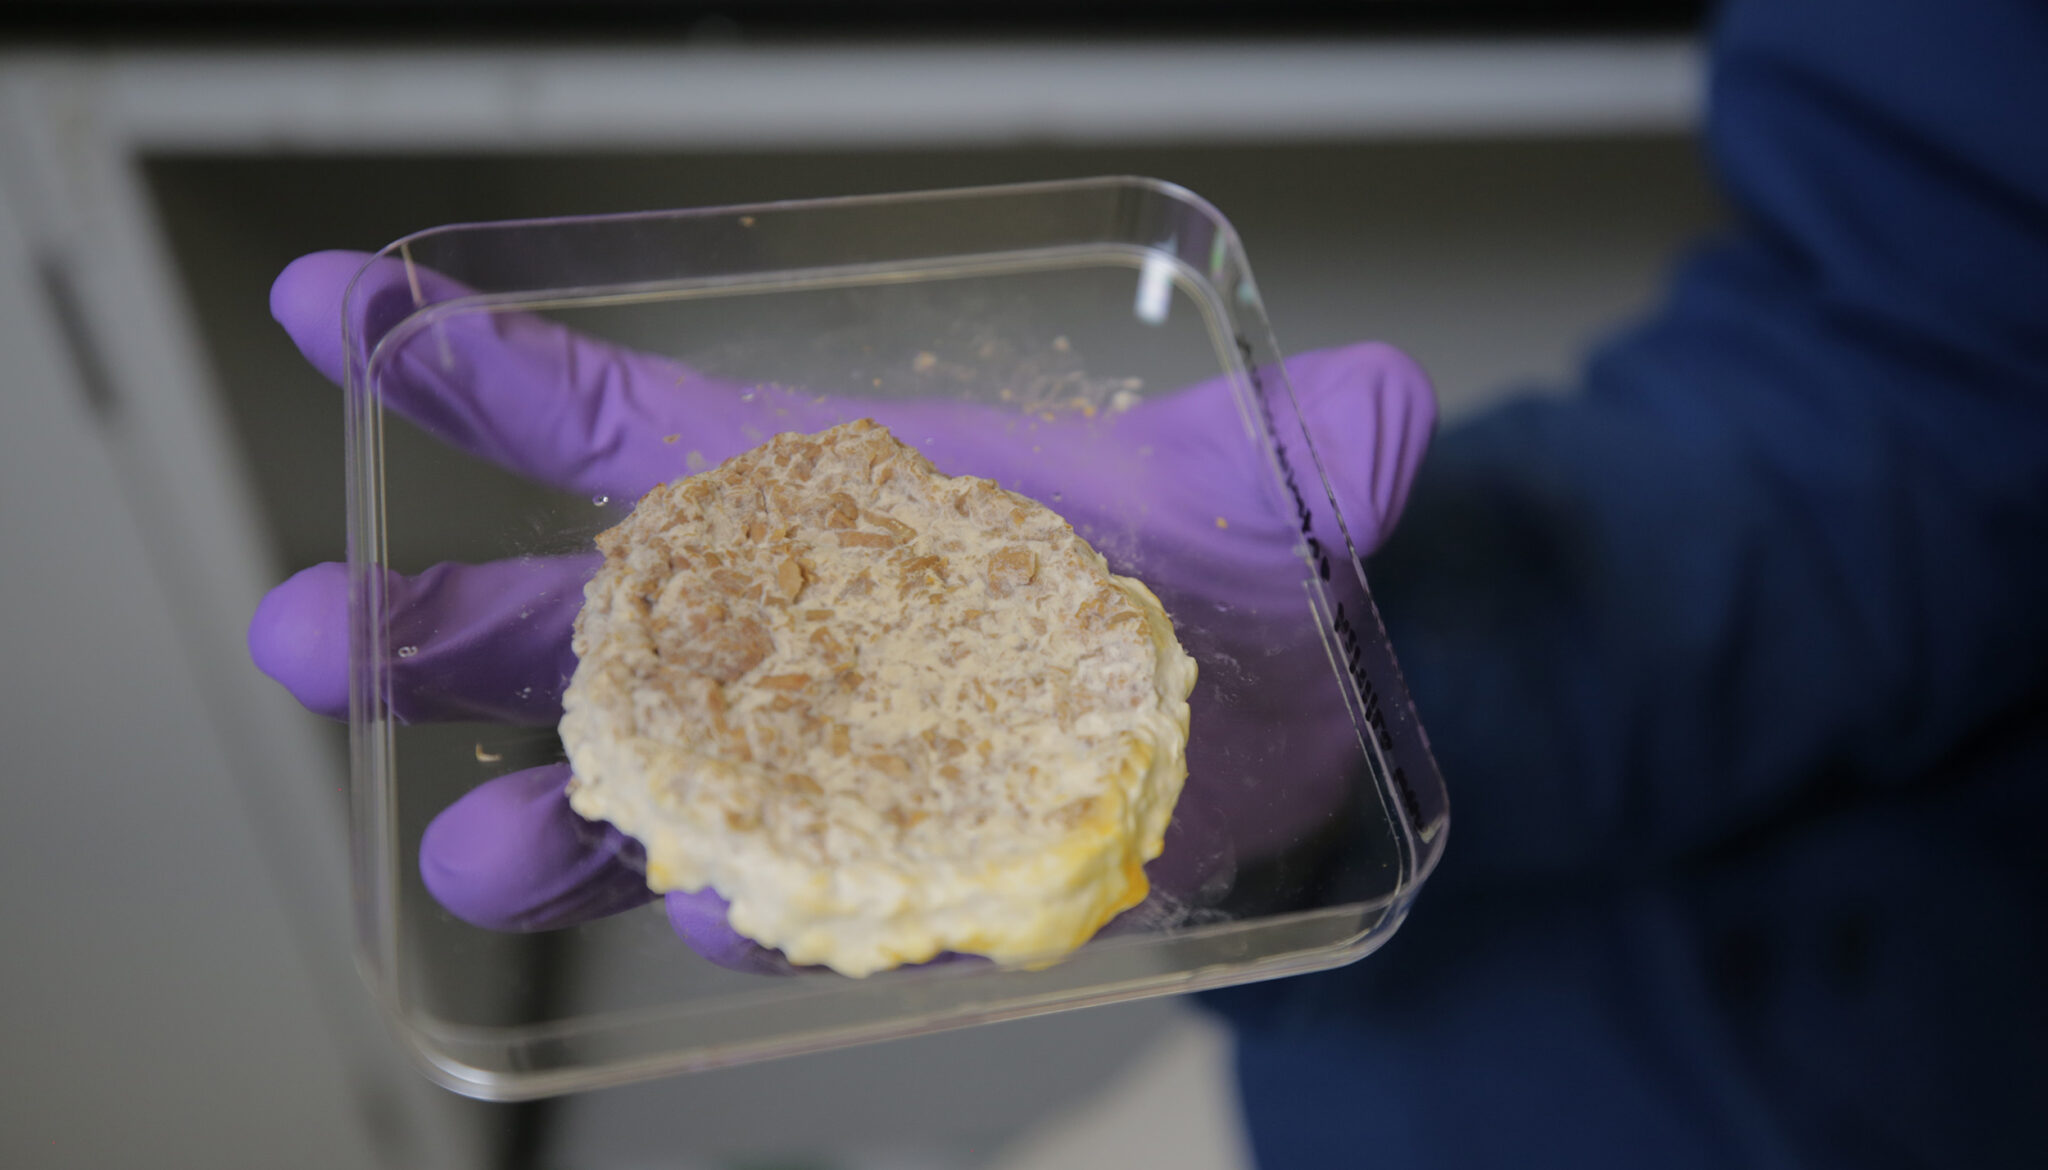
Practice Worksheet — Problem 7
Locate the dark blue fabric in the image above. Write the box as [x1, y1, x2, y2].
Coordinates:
[1207, 0, 2048, 1165]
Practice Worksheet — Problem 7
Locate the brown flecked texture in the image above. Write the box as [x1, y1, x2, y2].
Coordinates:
[560, 419, 1196, 976]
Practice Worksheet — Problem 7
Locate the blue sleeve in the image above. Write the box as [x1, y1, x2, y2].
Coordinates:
[1369, 0, 2048, 885]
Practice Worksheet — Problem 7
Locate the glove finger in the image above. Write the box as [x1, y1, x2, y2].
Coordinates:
[248, 555, 593, 724]
[1275, 343, 1439, 557]
[272, 250, 1136, 506]
[1094, 345, 1436, 884]
[424, 769, 1167, 974]
[273, 251, 1439, 540]
[418, 766, 823, 971]
[943, 341, 1433, 619]
[663, 889, 809, 976]
[962, 341, 1434, 560]
[420, 763, 657, 932]
[272, 249, 800, 500]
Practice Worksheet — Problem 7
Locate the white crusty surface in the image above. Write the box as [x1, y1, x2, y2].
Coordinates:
[559, 419, 1196, 976]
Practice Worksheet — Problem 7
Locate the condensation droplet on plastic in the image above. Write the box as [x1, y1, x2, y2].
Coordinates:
[740, 388, 757, 403]
[517, 686, 533, 699]
[395, 645, 418, 659]
[1051, 491, 1064, 502]
[518, 610, 531, 620]
[592, 495, 610, 506]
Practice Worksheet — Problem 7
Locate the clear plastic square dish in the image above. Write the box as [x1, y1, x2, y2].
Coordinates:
[342, 177, 1447, 1098]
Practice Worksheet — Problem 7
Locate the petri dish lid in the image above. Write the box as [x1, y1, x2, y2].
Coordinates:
[342, 177, 1447, 1099]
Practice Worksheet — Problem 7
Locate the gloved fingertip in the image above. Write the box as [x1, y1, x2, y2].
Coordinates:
[1306, 341, 1438, 421]
[249, 562, 351, 720]
[665, 890, 802, 975]
[422, 766, 658, 932]
[1289, 341, 1439, 550]
[1367, 344, 1439, 533]
[1360, 341, 1440, 432]
[271, 250, 378, 386]
[419, 766, 564, 931]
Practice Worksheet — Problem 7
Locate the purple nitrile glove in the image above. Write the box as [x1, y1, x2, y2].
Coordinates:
[250, 249, 1436, 975]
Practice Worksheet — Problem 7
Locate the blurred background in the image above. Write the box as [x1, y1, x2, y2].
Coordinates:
[1, 3, 1718, 1168]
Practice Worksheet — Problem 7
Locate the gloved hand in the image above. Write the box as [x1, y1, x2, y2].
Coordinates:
[250, 249, 1436, 974]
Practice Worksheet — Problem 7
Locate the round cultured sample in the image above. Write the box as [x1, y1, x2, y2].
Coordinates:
[560, 419, 1196, 976]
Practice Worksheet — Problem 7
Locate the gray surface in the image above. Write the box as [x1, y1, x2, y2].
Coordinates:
[0, 176, 393, 1170]
[539, 1000, 1184, 1169]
